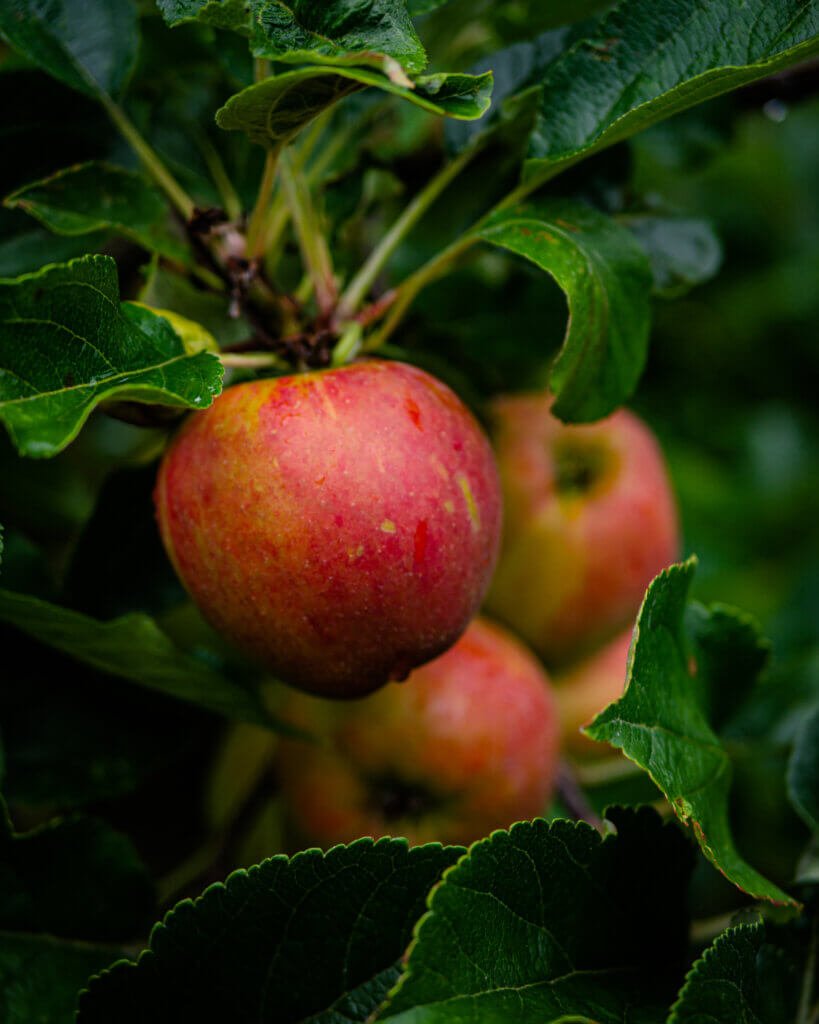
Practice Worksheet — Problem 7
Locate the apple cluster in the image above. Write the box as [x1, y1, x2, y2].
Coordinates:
[155, 360, 678, 847]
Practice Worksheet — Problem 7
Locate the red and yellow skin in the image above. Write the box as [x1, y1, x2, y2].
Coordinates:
[276, 617, 561, 848]
[154, 360, 502, 698]
[485, 394, 678, 666]
[555, 626, 633, 757]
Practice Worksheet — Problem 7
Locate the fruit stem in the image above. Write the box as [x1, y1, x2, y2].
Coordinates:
[337, 142, 482, 318]
[219, 351, 288, 370]
[280, 149, 337, 317]
[331, 321, 363, 366]
[100, 94, 196, 221]
[245, 147, 279, 261]
[555, 761, 603, 831]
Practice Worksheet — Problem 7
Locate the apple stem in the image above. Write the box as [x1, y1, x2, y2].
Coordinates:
[556, 762, 603, 831]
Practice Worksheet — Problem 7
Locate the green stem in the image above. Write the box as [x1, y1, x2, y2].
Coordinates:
[798, 918, 818, 1024]
[245, 148, 279, 261]
[338, 143, 482, 318]
[279, 150, 336, 317]
[331, 321, 363, 367]
[362, 168, 558, 350]
[220, 351, 288, 370]
[195, 129, 243, 222]
[100, 94, 195, 221]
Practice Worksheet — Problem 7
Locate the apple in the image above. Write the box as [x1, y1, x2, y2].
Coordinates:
[275, 617, 561, 848]
[554, 627, 633, 757]
[154, 360, 502, 698]
[484, 393, 678, 665]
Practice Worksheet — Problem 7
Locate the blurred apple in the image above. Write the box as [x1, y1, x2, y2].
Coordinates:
[276, 617, 561, 847]
[485, 394, 678, 665]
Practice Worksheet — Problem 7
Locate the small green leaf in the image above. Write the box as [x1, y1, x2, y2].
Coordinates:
[0, 797, 154, 941]
[0, 0, 139, 99]
[474, 197, 652, 421]
[621, 214, 723, 299]
[5, 163, 186, 261]
[78, 838, 463, 1024]
[788, 704, 819, 833]
[216, 65, 493, 149]
[668, 922, 805, 1024]
[378, 808, 693, 1023]
[0, 933, 120, 1024]
[0, 588, 278, 728]
[157, 0, 251, 33]
[0, 255, 223, 458]
[525, 0, 819, 184]
[587, 560, 797, 907]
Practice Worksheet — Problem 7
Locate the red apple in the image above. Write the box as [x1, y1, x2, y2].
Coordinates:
[154, 360, 501, 698]
[485, 394, 678, 665]
[555, 627, 633, 756]
[276, 617, 561, 848]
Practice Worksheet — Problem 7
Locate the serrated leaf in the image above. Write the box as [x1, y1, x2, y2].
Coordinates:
[157, 0, 251, 33]
[216, 65, 493, 149]
[788, 704, 819, 833]
[621, 214, 723, 299]
[0, 255, 223, 458]
[252, 0, 427, 75]
[587, 560, 796, 906]
[378, 808, 693, 1023]
[0, 797, 154, 941]
[668, 922, 805, 1024]
[474, 197, 652, 422]
[0, 933, 120, 1024]
[0, 588, 279, 728]
[525, 0, 819, 184]
[5, 163, 186, 261]
[78, 838, 463, 1024]
[0, 0, 139, 99]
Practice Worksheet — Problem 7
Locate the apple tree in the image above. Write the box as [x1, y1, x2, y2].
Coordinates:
[0, 1, 818, 1021]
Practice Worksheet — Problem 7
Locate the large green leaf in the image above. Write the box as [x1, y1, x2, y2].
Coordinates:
[473, 197, 652, 421]
[4, 163, 185, 261]
[78, 838, 463, 1024]
[378, 808, 693, 1023]
[0, 933, 120, 1024]
[217, 65, 493, 149]
[787, 704, 819, 833]
[0, 0, 139, 99]
[159, 0, 427, 75]
[0, 255, 223, 458]
[668, 922, 807, 1024]
[587, 560, 796, 906]
[0, 588, 277, 728]
[0, 797, 154, 941]
[525, 0, 819, 184]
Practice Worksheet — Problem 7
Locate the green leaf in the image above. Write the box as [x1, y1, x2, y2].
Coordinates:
[378, 808, 693, 1023]
[788, 704, 819, 833]
[0, 588, 279, 728]
[621, 214, 723, 299]
[0, 932, 120, 1024]
[157, 0, 251, 33]
[0, 255, 223, 458]
[4, 163, 186, 261]
[407, 0, 450, 14]
[0, 797, 154, 941]
[474, 197, 652, 422]
[525, 0, 819, 184]
[0, 217, 108, 277]
[668, 922, 805, 1024]
[78, 838, 463, 1024]
[0, 0, 139, 99]
[252, 0, 427, 75]
[216, 65, 493, 150]
[586, 560, 797, 907]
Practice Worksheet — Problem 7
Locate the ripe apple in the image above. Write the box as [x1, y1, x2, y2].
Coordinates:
[275, 617, 561, 848]
[485, 394, 678, 665]
[154, 360, 502, 698]
[554, 627, 633, 757]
